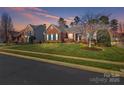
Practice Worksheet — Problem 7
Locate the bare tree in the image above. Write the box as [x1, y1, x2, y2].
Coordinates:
[80, 13, 112, 47]
[69, 12, 116, 47]
[0, 13, 14, 43]
[81, 13, 98, 47]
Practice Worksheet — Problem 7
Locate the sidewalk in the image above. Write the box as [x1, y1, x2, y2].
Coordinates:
[1, 48, 124, 66]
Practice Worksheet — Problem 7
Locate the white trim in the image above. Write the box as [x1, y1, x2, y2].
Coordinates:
[77, 36, 80, 41]
[47, 34, 49, 40]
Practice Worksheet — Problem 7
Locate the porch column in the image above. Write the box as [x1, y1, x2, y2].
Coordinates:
[77, 35, 80, 42]
[56, 34, 58, 40]
[73, 33, 76, 41]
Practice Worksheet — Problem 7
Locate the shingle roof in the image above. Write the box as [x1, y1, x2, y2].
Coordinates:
[49, 24, 66, 32]
[65, 25, 83, 33]
[20, 24, 46, 34]
[51, 24, 84, 33]
[29, 24, 45, 32]
[49, 24, 84, 33]
[9, 31, 19, 37]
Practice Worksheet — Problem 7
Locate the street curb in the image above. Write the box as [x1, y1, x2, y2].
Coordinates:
[0, 51, 124, 77]
[1, 48, 124, 66]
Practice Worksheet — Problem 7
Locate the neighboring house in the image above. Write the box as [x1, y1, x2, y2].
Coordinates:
[21, 24, 46, 43]
[9, 31, 25, 43]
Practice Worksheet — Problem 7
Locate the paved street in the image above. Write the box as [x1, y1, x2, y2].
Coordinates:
[0, 54, 124, 85]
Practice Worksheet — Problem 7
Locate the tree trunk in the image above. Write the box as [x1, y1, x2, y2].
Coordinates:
[88, 36, 92, 48]
[88, 34, 92, 48]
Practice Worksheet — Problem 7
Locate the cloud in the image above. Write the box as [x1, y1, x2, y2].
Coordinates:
[67, 16, 74, 20]
[7, 7, 48, 24]
[35, 12, 59, 20]
[8, 7, 59, 20]
[9, 7, 47, 13]
[65, 18, 73, 23]
[2, 7, 73, 30]
[8, 7, 59, 21]
[4, 7, 62, 21]
[14, 22, 27, 31]
[35, 12, 73, 24]
[9, 7, 26, 11]
[27, 7, 47, 13]
[21, 13, 41, 23]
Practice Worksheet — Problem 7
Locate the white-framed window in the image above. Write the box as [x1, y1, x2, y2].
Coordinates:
[51, 34, 53, 40]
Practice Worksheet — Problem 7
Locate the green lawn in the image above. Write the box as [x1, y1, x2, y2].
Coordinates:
[4, 43, 124, 62]
[1, 49, 124, 71]
[0, 43, 6, 47]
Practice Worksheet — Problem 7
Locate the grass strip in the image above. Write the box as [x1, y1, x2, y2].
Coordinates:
[1, 49, 124, 71]
[7, 44, 124, 62]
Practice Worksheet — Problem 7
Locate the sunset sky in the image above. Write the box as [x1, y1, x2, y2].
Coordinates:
[0, 7, 124, 31]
